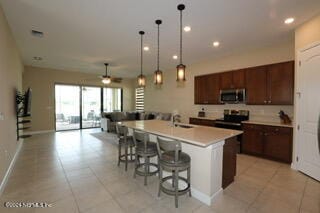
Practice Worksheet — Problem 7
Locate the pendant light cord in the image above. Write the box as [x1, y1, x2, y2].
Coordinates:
[157, 23, 160, 71]
[140, 33, 143, 76]
[180, 9, 183, 65]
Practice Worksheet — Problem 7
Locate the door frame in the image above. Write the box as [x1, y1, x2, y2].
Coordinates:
[54, 83, 123, 132]
[293, 41, 320, 177]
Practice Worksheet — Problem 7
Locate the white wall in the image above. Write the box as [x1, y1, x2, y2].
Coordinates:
[144, 41, 294, 123]
[0, 5, 24, 189]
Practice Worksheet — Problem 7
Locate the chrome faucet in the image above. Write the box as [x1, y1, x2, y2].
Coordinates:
[172, 114, 181, 125]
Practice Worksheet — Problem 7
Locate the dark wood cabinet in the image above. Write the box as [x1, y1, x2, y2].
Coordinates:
[195, 61, 294, 105]
[222, 137, 237, 189]
[194, 74, 220, 104]
[242, 124, 264, 155]
[267, 61, 294, 105]
[242, 123, 293, 163]
[189, 117, 215, 127]
[245, 66, 268, 105]
[220, 70, 245, 90]
[246, 61, 294, 105]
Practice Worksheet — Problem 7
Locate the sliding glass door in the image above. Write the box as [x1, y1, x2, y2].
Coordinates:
[55, 84, 122, 131]
[55, 85, 81, 131]
[82, 86, 101, 128]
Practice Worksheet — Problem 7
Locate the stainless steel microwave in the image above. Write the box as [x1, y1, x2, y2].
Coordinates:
[220, 89, 246, 104]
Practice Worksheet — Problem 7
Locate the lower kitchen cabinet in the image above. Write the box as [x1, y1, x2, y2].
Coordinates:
[242, 123, 293, 163]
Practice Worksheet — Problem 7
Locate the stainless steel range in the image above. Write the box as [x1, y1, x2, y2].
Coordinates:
[215, 109, 249, 153]
[215, 109, 249, 130]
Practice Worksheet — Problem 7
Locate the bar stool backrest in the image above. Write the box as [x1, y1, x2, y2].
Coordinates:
[116, 124, 128, 142]
[156, 137, 181, 163]
[133, 130, 149, 151]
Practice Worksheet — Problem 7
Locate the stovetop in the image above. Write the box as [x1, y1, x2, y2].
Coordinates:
[217, 109, 250, 123]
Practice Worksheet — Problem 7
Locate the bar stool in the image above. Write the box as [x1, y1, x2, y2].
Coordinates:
[116, 124, 135, 171]
[156, 137, 191, 208]
[132, 130, 159, 185]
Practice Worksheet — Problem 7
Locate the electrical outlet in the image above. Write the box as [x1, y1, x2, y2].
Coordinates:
[0, 112, 4, 121]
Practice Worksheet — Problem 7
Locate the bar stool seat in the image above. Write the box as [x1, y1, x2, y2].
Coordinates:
[160, 151, 190, 168]
[135, 142, 157, 155]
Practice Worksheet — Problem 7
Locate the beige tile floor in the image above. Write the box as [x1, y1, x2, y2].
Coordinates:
[0, 129, 319, 213]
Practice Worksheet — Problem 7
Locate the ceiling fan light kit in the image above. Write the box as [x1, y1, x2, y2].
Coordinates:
[102, 63, 111, 84]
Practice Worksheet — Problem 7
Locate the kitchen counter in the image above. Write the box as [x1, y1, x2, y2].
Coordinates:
[121, 120, 242, 147]
[121, 119, 241, 206]
[242, 120, 293, 128]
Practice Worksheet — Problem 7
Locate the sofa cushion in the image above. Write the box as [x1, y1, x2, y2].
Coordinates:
[110, 112, 126, 122]
[126, 112, 137, 121]
[161, 113, 172, 121]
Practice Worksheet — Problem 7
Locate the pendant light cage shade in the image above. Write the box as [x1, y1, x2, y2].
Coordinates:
[154, 19, 163, 85]
[102, 63, 111, 84]
[176, 4, 186, 82]
[137, 74, 146, 87]
[176, 64, 186, 81]
[154, 70, 163, 84]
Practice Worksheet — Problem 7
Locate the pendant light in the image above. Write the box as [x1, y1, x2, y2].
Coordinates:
[137, 31, 146, 87]
[176, 4, 186, 82]
[154, 20, 163, 85]
[102, 63, 111, 84]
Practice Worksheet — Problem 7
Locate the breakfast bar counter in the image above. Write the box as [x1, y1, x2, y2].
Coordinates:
[121, 120, 243, 205]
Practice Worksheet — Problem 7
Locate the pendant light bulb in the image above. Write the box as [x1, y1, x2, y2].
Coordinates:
[176, 4, 186, 82]
[154, 19, 163, 85]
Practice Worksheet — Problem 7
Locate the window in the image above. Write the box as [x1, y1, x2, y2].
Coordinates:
[103, 88, 122, 112]
[135, 88, 144, 111]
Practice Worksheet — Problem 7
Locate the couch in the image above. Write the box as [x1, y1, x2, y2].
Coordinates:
[101, 111, 172, 132]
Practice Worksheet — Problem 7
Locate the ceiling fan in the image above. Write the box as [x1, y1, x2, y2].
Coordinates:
[85, 63, 122, 84]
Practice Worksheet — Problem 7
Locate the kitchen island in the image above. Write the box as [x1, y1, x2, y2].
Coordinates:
[121, 120, 243, 205]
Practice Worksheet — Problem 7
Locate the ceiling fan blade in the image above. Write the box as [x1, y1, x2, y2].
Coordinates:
[111, 77, 122, 83]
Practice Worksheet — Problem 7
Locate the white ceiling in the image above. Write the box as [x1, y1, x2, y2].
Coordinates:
[1, 0, 320, 78]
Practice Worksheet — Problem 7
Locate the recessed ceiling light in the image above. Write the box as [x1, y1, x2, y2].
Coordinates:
[143, 46, 149, 51]
[184, 26, 191, 32]
[33, 56, 42, 61]
[284, 17, 295, 24]
[173, 55, 178, 60]
[213, 41, 220, 47]
[31, 30, 44, 38]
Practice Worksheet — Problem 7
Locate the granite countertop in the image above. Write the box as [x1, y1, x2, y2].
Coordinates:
[121, 120, 243, 147]
[241, 120, 293, 128]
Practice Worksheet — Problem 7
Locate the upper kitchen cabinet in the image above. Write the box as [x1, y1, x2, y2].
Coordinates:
[246, 66, 268, 104]
[194, 73, 220, 104]
[220, 69, 245, 89]
[246, 61, 294, 105]
[267, 61, 294, 105]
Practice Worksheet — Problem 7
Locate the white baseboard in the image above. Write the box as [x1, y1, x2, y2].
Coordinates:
[0, 140, 22, 195]
[191, 187, 223, 206]
[25, 130, 55, 135]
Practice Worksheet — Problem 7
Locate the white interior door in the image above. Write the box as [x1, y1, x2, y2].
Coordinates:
[296, 43, 320, 181]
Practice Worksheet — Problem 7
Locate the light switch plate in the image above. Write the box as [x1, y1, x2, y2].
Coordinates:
[0, 112, 4, 121]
